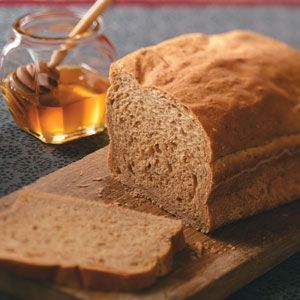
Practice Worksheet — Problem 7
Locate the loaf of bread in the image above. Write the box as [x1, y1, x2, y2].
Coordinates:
[107, 30, 300, 233]
[0, 191, 184, 290]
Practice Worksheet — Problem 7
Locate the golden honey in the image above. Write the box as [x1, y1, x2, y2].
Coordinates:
[1, 66, 109, 144]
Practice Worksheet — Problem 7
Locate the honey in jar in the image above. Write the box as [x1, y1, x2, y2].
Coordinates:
[1, 65, 109, 144]
[0, 9, 116, 144]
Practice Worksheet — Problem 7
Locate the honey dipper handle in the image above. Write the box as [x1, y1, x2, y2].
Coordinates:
[48, 0, 112, 68]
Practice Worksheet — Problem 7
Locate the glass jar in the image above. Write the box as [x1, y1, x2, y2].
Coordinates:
[0, 9, 116, 144]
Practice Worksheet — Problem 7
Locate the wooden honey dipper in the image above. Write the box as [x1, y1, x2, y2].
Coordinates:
[8, 0, 112, 107]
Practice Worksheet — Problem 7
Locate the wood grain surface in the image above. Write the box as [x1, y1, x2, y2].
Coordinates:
[0, 146, 299, 300]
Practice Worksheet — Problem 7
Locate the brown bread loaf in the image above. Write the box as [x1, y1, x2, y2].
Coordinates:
[107, 30, 300, 232]
[0, 191, 184, 290]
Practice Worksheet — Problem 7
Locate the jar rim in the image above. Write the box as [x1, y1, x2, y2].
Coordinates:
[13, 9, 102, 42]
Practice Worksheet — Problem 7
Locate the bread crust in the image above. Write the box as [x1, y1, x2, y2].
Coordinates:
[208, 153, 300, 231]
[107, 30, 300, 232]
[110, 30, 300, 161]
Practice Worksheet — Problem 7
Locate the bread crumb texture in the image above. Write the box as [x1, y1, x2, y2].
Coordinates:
[0, 191, 184, 291]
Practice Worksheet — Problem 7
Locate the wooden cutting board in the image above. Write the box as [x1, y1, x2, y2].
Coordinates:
[0, 146, 299, 300]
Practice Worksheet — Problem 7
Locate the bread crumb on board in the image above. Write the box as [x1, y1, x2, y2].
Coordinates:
[92, 177, 103, 182]
[227, 243, 236, 250]
[97, 187, 104, 197]
[76, 184, 89, 188]
[193, 241, 203, 257]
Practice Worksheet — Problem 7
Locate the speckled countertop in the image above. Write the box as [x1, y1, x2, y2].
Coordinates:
[0, 5, 299, 299]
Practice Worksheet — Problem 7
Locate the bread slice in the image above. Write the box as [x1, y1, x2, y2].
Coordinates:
[106, 30, 300, 233]
[0, 191, 184, 291]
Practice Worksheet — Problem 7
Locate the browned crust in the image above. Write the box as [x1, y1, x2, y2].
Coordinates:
[211, 134, 300, 190]
[0, 192, 185, 291]
[110, 30, 300, 161]
[207, 152, 300, 231]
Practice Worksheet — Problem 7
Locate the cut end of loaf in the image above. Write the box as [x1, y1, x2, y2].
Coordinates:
[0, 191, 185, 291]
[107, 71, 213, 232]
